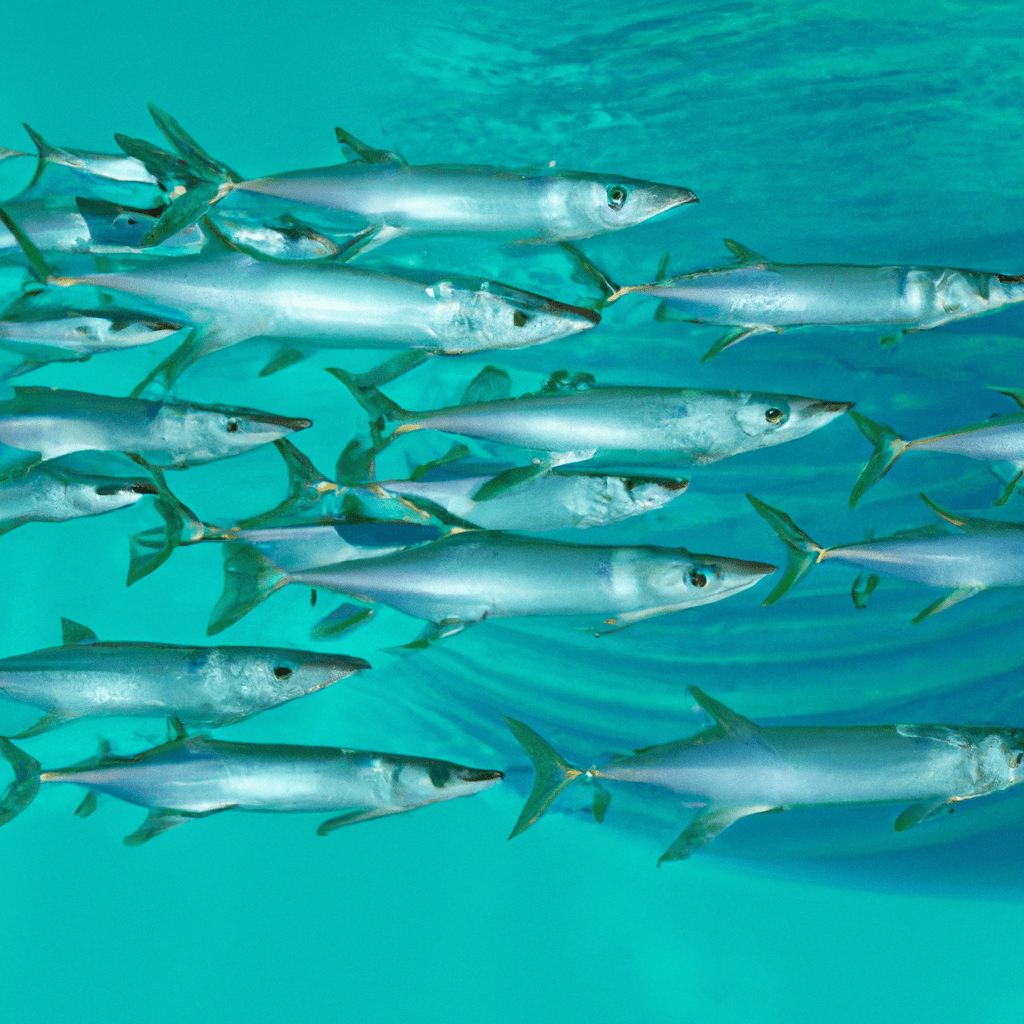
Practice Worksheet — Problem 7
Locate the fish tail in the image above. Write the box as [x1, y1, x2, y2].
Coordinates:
[558, 242, 624, 306]
[207, 542, 290, 636]
[848, 411, 908, 507]
[0, 204, 52, 284]
[0, 737, 41, 828]
[746, 495, 824, 606]
[326, 366, 413, 424]
[147, 104, 240, 185]
[127, 468, 211, 586]
[504, 717, 583, 839]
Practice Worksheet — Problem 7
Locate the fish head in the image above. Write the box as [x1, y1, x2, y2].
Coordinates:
[261, 649, 370, 701]
[174, 402, 312, 464]
[0, 315, 183, 354]
[981, 729, 1024, 789]
[395, 757, 504, 805]
[429, 278, 599, 352]
[646, 552, 777, 607]
[733, 393, 853, 452]
[555, 172, 698, 236]
[56, 469, 159, 517]
[931, 269, 1001, 320]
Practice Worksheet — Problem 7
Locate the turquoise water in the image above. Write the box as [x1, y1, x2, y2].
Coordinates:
[3, 2, 1024, 1020]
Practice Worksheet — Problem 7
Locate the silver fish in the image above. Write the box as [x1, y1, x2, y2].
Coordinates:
[849, 389, 1024, 507]
[380, 466, 688, 531]
[6, 220, 598, 391]
[137, 105, 698, 249]
[571, 239, 1024, 360]
[0, 460, 156, 536]
[0, 616, 369, 737]
[0, 312, 183, 378]
[332, 367, 852, 474]
[0, 731, 502, 845]
[207, 529, 777, 642]
[749, 493, 1024, 622]
[505, 686, 1024, 864]
[0, 386, 310, 468]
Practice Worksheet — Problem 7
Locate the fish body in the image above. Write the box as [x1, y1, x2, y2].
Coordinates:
[208, 529, 776, 637]
[335, 372, 852, 468]
[40, 736, 501, 815]
[381, 468, 688, 531]
[46, 249, 598, 384]
[0, 386, 310, 467]
[235, 163, 699, 244]
[0, 733, 501, 844]
[0, 621, 369, 734]
[505, 688, 1024, 863]
[0, 462, 155, 534]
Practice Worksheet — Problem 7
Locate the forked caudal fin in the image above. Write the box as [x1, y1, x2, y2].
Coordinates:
[326, 367, 415, 426]
[504, 717, 587, 838]
[746, 495, 825, 605]
[848, 411, 909, 507]
[207, 542, 291, 635]
[0, 737, 41, 828]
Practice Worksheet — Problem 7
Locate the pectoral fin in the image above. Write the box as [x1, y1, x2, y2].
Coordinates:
[387, 617, 476, 655]
[894, 799, 954, 832]
[123, 804, 237, 847]
[591, 781, 611, 823]
[658, 803, 779, 865]
[472, 464, 548, 502]
[851, 573, 881, 610]
[701, 326, 772, 362]
[259, 346, 307, 377]
[896, 724, 972, 748]
[310, 602, 375, 640]
[910, 586, 982, 625]
[316, 806, 406, 836]
[74, 791, 97, 818]
[10, 713, 70, 739]
[461, 365, 512, 404]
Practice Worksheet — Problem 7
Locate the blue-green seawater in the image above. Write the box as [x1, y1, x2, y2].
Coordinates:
[3, 2, 1024, 1020]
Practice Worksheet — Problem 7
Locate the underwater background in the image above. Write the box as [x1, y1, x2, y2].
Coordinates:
[3, 1, 1024, 1020]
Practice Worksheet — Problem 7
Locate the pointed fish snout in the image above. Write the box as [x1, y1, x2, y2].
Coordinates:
[547, 298, 602, 327]
[278, 416, 313, 432]
[669, 187, 699, 207]
[461, 768, 504, 783]
[817, 401, 855, 414]
[130, 481, 160, 495]
[735, 558, 778, 579]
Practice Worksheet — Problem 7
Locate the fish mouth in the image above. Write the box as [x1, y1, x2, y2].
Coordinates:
[814, 400, 855, 414]
[461, 768, 504, 783]
[546, 298, 601, 326]
[267, 416, 313, 433]
[130, 481, 160, 495]
[326, 656, 372, 681]
[666, 187, 699, 208]
[706, 556, 779, 589]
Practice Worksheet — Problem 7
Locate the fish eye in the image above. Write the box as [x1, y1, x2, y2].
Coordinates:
[765, 408, 785, 424]
[273, 666, 292, 679]
[513, 310, 529, 327]
[226, 419, 239, 433]
[689, 569, 708, 588]
[607, 185, 628, 210]
[1012, 753, 1023, 768]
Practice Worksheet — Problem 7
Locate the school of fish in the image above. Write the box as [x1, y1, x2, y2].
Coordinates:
[0, 105, 1020, 865]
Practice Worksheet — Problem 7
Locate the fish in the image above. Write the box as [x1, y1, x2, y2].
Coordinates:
[748, 492, 1024, 622]
[330, 365, 852, 480]
[380, 464, 689, 532]
[135, 105, 698, 249]
[0, 310, 183, 378]
[0, 460, 157, 536]
[0, 385, 311, 469]
[0, 207, 599, 392]
[566, 239, 1024, 360]
[849, 388, 1024, 507]
[504, 686, 1024, 865]
[0, 728, 502, 845]
[206, 529, 777, 643]
[0, 617, 370, 737]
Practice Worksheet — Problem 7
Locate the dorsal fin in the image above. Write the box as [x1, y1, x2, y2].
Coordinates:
[334, 127, 406, 166]
[22, 123, 67, 166]
[61, 618, 98, 645]
[461, 366, 512, 404]
[990, 386, 1024, 412]
[723, 239, 769, 265]
[0, 205, 51, 284]
[654, 252, 671, 282]
[688, 686, 760, 739]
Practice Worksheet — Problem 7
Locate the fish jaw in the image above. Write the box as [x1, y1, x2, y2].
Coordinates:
[556, 173, 699, 237]
[734, 394, 854, 454]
